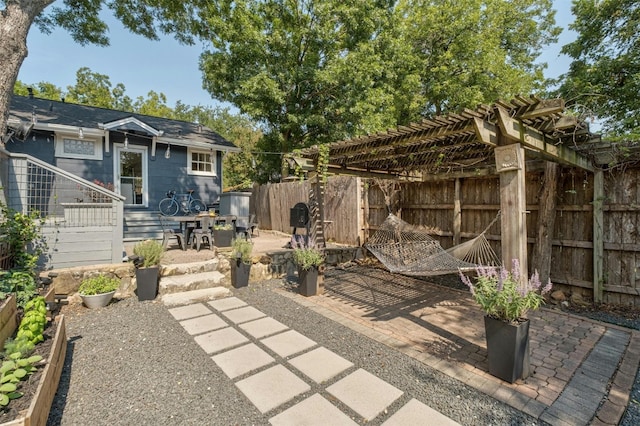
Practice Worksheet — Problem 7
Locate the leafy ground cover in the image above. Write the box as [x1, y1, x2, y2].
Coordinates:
[0, 320, 55, 423]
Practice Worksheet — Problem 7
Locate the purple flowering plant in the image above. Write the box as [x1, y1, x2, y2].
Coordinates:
[290, 234, 324, 270]
[459, 259, 553, 324]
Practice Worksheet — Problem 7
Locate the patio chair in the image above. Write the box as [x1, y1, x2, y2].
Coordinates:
[236, 214, 259, 241]
[191, 216, 215, 251]
[159, 215, 187, 250]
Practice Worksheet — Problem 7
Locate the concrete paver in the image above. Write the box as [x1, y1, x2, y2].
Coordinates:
[168, 303, 211, 320]
[193, 327, 249, 354]
[212, 343, 276, 379]
[221, 305, 267, 324]
[269, 394, 359, 426]
[381, 398, 461, 426]
[240, 317, 289, 339]
[209, 296, 248, 311]
[235, 364, 311, 413]
[179, 313, 227, 335]
[261, 329, 317, 358]
[326, 368, 404, 421]
[288, 347, 354, 383]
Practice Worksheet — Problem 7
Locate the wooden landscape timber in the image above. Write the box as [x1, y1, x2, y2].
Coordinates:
[0, 316, 66, 426]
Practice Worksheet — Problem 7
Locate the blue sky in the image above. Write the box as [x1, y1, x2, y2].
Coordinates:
[18, 1, 576, 110]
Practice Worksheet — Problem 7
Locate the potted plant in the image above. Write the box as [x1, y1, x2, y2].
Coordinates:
[291, 235, 325, 297]
[213, 224, 234, 247]
[459, 259, 552, 383]
[230, 238, 253, 288]
[78, 274, 120, 308]
[132, 240, 164, 301]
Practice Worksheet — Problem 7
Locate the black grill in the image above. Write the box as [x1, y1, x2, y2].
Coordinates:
[290, 202, 309, 228]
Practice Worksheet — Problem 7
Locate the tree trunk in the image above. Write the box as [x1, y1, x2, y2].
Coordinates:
[531, 161, 558, 285]
[0, 1, 52, 145]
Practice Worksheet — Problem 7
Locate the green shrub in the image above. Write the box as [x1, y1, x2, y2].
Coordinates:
[213, 224, 233, 231]
[0, 270, 38, 310]
[231, 238, 253, 264]
[78, 275, 119, 295]
[133, 240, 164, 267]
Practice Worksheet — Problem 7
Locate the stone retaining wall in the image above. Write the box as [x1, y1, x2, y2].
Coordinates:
[45, 247, 365, 299]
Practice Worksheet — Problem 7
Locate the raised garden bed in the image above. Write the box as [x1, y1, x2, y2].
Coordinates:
[0, 296, 17, 353]
[0, 316, 66, 426]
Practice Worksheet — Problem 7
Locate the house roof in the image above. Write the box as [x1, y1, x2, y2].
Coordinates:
[288, 95, 602, 180]
[7, 95, 239, 152]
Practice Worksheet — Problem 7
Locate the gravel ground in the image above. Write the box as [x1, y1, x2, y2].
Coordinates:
[48, 280, 545, 426]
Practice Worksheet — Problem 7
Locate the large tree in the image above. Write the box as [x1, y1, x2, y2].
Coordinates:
[0, 0, 210, 145]
[198, 0, 399, 179]
[399, 0, 560, 116]
[559, 0, 640, 138]
[198, 0, 560, 180]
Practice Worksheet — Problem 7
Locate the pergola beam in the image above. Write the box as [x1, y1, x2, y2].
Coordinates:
[496, 107, 593, 172]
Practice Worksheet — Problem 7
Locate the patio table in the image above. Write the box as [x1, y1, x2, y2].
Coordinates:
[169, 215, 237, 249]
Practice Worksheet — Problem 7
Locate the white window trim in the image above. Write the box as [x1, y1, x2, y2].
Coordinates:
[54, 133, 103, 160]
[187, 147, 217, 176]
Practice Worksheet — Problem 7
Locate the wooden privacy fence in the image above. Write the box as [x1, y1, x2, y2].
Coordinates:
[252, 166, 640, 306]
[251, 176, 364, 245]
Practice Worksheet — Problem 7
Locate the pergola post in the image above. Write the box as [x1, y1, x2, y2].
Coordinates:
[593, 169, 604, 302]
[495, 143, 528, 277]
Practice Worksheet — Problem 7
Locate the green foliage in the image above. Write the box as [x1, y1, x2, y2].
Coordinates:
[198, 0, 560, 180]
[290, 235, 324, 271]
[213, 224, 233, 231]
[78, 275, 120, 296]
[400, 0, 559, 116]
[133, 240, 164, 267]
[0, 270, 38, 310]
[459, 260, 553, 324]
[558, 0, 640, 137]
[13, 297, 47, 348]
[0, 354, 43, 406]
[0, 202, 46, 271]
[231, 238, 253, 264]
[2, 296, 48, 393]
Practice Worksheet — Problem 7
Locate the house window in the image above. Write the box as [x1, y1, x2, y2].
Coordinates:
[187, 148, 216, 176]
[54, 134, 103, 160]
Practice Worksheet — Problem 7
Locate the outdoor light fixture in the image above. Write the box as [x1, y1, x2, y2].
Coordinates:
[124, 134, 129, 149]
[31, 111, 37, 124]
[78, 128, 84, 139]
[165, 144, 171, 159]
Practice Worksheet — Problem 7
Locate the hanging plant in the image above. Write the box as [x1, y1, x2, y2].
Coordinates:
[317, 144, 330, 183]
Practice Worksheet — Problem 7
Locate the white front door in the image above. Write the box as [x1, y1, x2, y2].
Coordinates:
[114, 144, 147, 207]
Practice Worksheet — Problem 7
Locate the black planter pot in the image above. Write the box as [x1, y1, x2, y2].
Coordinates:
[231, 260, 251, 288]
[298, 267, 319, 297]
[135, 266, 159, 301]
[213, 229, 234, 247]
[484, 316, 530, 383]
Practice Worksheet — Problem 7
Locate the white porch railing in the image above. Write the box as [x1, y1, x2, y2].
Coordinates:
[0, 149, 125, 269]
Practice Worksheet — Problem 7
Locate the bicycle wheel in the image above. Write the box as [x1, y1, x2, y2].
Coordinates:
[159, 198, 179, 216]
[189, 198, 207, 215]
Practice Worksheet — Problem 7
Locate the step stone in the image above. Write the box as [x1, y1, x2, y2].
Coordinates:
[161, 287, 231, 307]
[161, 259, 221, 277]
[159, 270, 227, 295]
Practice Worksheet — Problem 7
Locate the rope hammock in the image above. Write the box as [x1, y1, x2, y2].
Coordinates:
[365, 213, 502, 276]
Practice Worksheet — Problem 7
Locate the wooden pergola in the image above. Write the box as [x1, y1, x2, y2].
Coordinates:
[288, 95, 606, 299]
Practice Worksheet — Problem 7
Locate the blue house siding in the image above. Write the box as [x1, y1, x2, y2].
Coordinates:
[6, 95, 238, 242]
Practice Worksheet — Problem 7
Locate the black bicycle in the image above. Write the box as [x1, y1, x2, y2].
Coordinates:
[158, 189, 207, 216]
